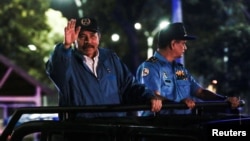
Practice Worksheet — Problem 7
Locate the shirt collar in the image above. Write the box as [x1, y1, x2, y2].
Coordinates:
[83, 50, 99, 62]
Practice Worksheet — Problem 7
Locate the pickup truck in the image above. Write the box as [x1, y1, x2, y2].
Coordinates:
[0, 101, 249, 141]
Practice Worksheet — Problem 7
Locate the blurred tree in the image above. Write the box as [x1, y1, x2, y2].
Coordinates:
[183, 0, 250, 97]
[0, 0, 66, 89]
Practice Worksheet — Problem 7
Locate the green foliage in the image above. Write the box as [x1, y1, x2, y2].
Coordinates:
[0, 0, 64, 89]
[183, 0, 250, 95]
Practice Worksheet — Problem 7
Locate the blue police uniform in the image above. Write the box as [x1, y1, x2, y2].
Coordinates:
[136, 51, 202, 116]
[46, 43, 154, 118]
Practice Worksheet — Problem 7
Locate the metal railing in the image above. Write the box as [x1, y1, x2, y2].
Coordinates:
[0, 100, 246, 141]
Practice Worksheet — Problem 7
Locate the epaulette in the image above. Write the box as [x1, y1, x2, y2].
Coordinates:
[146, 57, 158, 63]
[177, 62, 184, 66]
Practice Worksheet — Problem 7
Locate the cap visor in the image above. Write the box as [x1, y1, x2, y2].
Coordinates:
[80, 28, 98, 33]
[184, 35, 196, 40]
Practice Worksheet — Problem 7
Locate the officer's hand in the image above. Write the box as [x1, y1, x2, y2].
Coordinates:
[181, 98, 196, 109]
[226, 97, 240, 109]
[151, 99, 162, 112]
[63, 19, 81, 49]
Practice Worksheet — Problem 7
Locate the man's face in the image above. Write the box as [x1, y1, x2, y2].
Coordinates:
[76, 30, 100, 58]
[172, 40, 187, 58]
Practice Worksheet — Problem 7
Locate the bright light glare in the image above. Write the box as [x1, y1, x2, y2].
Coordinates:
[28, 44, 37, 51]
[147, 36, 153, 47]
[111, 33, 120, 42]
[212, 80, 218, 84]
[74, 0, 82, 6]
[134, 22, 141, 30]
[147, 47, 153, 58]
[159, 21, 170, 29]
[224, 56, 228, 62]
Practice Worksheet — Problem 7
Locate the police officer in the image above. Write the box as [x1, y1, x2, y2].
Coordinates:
[136, 22, 240, 116]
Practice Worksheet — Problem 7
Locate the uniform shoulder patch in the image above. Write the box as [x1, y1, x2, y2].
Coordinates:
[142, 68, 149, 76]
[146, 57, 158, 63]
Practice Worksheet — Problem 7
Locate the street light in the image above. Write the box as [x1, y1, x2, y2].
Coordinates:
[111, 33, 120, 42]
[74, 0, 87, 17]
[135, 20, 170, 58]
[28, 44, 37, 51]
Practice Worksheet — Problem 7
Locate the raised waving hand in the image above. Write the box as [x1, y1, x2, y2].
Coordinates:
[63, 19, 81, 49]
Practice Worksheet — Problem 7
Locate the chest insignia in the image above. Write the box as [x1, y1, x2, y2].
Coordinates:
[163, 72, 168, 79]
